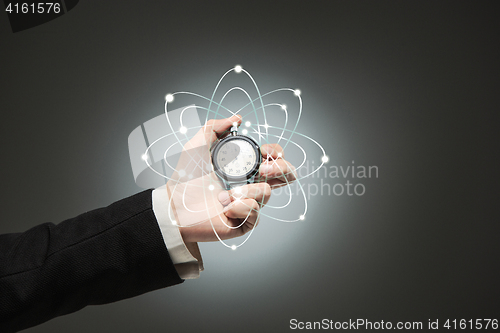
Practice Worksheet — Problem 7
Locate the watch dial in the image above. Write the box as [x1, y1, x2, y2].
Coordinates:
[216, 139, 257, 177]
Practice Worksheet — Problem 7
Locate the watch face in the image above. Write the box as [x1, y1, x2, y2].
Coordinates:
[212, 135, 261, 181]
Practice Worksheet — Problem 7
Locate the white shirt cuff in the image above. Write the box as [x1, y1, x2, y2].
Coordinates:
[152, 186, 203, 279]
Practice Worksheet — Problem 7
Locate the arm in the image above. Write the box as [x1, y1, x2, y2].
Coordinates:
[0, 116, 297, 332]
[0, 190, 181, 332]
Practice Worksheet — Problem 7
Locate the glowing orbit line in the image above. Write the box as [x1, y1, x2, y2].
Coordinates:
[141, 65, 327, 249]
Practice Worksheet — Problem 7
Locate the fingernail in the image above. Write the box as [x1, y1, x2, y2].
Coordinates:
[218, 191, 231, 206]
[259, 164, 273, 175]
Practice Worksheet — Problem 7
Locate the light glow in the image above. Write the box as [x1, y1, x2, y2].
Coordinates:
[139, 66, 328, 250]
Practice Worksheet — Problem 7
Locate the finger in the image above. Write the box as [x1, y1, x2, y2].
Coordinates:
[204, 115, 242, 143]
[230, 183, 272, 206]
[218, 183, 272, 207]
[258, 158, 297, 184]
[261, 143, 284, 159]
[215, 198, 260, 238]
[223, 198, 260, 222]
[187, 115, 242, 148]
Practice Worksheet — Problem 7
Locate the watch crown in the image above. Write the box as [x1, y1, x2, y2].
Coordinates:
[230, 126, 238, 136]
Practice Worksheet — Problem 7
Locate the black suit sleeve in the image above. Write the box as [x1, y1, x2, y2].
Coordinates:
[0, 190, 183, 332]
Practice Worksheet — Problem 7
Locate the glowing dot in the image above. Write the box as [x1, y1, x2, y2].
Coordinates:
[172, 220, 177, 225]
[281, 104, 287, 110]
[242, 129, 248, 135]
[294, 89, 301, 96]
[322, 155, 329, 163]
[264, 123, 269, 129]
[245, 121, 251, 127]
[234, 65, 242, 73]
[179, 126, 187, 134]
[209, 184, 215, 191]
[165, 94, 174, 102]
[231, 245, 237, 250]
[178, 169, 186, 177]
[277, 152, 282, 158]
[141, 154, 148, 161]
[299, 215, 305, 220]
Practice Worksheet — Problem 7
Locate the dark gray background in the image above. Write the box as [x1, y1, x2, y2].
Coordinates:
[1, 1, 498, 332]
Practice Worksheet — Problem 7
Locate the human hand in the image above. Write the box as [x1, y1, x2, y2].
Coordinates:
[166, 115, 296, 243]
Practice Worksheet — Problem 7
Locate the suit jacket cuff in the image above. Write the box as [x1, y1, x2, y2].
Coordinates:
[152, 186, 203, 279]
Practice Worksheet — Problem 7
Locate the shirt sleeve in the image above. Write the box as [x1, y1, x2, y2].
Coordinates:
[152, 187, 203, 279]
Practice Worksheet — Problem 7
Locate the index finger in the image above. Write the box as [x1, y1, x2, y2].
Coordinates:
[204, 115, 242, 143]
[260, 143, 284, 159]
[187, 115, 242, 148]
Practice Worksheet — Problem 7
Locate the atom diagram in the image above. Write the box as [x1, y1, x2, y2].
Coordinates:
[140, 65, 327, 249]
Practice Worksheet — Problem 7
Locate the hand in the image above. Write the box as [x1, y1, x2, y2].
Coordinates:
[257, 143, 297, 188]
[166, 115, 296, 243]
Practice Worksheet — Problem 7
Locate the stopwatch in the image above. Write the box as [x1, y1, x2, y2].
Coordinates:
[211, 125, 261, 190]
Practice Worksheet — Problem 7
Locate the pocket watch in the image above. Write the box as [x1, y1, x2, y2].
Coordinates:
[211, 125, 261, 190]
